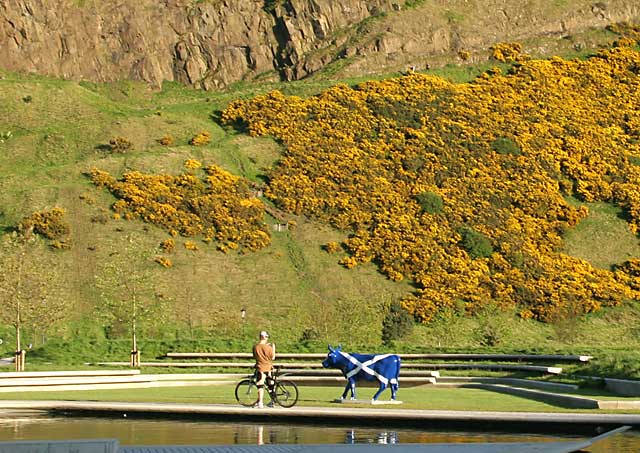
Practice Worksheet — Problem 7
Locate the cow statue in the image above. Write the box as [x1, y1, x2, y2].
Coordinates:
[322, 344, 401, 401]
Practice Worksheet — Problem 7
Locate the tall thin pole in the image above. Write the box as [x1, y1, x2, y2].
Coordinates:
[15, 249, 24, 371]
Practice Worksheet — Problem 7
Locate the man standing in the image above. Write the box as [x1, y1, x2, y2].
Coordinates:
[253, 330, 275, 408]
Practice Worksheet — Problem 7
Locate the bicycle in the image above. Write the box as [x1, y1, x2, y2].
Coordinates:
[235, 366, 299, 408]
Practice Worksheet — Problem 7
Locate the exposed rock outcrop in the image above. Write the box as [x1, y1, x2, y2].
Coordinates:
[1, 0, 639, 89]
[0, 0, 399, 88]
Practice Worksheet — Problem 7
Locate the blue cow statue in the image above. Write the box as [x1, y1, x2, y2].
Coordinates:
[322, 344, 401, 401]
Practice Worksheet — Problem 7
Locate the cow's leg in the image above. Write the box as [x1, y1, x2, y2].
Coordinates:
[372, 381, 388, 401]
[341, 379, 357, 400]
[341, 381, 350, 400]
[390, 380, 399, 400]
[348, 378, 357, 400]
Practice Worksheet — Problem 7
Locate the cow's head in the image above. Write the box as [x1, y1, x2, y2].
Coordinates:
[322, 344, 342, 369]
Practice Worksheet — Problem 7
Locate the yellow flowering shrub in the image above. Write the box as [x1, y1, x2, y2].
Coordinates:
[155, 256, 173, 268]
[490, 42, 527, 63]
[108, 136, 133, 153]
[324, 241, 340, 253]
[90, 164, 271, 253]
[19, 207, 71, 247]
[184, 240, 199, 251]
[184, 159, 202, 170]
[222, 43, 640, 322]
[458, 50, 471, 61]
[158, 135, 175, 146]
[189, 131, 211, 146]
[160, 238, 175, 253]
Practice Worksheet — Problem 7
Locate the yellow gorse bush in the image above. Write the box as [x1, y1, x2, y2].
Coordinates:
[155, 256, 173, 268]
[19, 207, 71, 248]
[222, 45, 640, 322]
[490, 42, 527, 63]
[90, 165, 270, 253]
[160, 238, 175, 253]
[189, 131, 211, 146]
[184, 240, 199, 251]
[158, 135, 175, 146]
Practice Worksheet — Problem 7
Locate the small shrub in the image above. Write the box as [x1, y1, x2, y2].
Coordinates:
[79, 193, 96, 205]
[548, 295, 584, 344]
[402, 156, 426, 172]
[154, 256, 173, 268]
[160, 238, 175, 253]
[414, 191, 444, 214]
[158, 135, 175, 146]
[184, 240, 199, 251]
[628, 155, 640, 166]
[381, 301, 414, 345]
[90, 210, 110, 224]
[190, 131, 211, 146]
[22, 95, 32, 103]
[491, 137, 521, 156]
[473, 303, 508, 347]
[108, 136, 133, 153]
[19, 207, 71, 242]
[299, 327, 320, 342]
[457, 50, 471, 61]
[490, 42, 524, 62]
[458, 226, 493, 259]
[184, 159, 202, 170]
[323, 241, 340, 253]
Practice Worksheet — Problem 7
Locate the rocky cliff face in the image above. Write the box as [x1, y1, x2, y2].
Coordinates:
[0, 0, 399, 88]
[1, 0, 639, 89]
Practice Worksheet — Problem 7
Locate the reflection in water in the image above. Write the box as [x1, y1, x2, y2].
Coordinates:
[0, 412, 639, 451]
[345, 429, 398, 444]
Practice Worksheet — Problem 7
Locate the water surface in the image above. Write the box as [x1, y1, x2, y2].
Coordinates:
[0, 411, 638, 452]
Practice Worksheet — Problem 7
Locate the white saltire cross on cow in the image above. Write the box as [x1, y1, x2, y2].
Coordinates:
[322, 345, 401, 401]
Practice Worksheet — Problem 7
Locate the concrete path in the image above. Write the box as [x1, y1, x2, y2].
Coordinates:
[1, 400, 639, 428]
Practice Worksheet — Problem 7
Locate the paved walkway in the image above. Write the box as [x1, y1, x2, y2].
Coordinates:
[1, 400, 639, 428]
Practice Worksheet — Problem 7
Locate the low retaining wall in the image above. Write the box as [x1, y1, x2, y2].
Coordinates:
[605, 378, 640, 397]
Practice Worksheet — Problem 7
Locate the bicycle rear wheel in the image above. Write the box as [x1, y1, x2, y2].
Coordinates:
[235, 379, 259, 407]
[273, 380, 298, 408]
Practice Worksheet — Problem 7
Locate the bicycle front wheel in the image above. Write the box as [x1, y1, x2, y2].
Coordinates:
[235, 379, 259, 407]
[273, 380, 298, 408]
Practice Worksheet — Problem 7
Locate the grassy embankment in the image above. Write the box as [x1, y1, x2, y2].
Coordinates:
[0, 27, 639, 381]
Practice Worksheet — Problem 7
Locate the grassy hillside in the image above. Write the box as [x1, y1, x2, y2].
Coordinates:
[0, 71, 414, 353]
[1, 32, 640, 380]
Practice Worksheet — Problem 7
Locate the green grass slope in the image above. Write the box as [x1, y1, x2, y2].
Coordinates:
[0, 71, 411, 354]
[1, 43, 640, 379]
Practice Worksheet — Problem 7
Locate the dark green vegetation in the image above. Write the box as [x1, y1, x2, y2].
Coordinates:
[1, 32, 640, 381]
